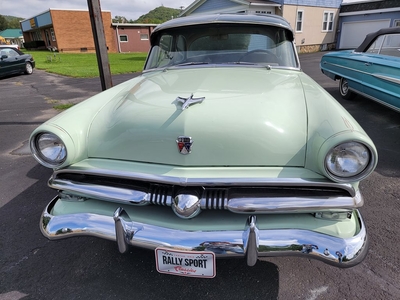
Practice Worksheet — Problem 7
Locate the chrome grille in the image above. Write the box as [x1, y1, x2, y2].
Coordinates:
[203, 189, 228, 210]
[149, 185, 171, 206]
[50, 171, 362, 214]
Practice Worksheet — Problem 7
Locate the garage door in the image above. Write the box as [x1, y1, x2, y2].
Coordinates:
[339, 19, 391, 49]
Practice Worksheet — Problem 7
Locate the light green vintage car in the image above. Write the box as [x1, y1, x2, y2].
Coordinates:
[30, 14, 377, 278]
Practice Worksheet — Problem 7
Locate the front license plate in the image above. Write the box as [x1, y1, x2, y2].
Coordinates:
[155, 247, 216, 278]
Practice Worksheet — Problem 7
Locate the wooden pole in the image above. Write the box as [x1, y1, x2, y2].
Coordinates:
[87, 0, 113, 90]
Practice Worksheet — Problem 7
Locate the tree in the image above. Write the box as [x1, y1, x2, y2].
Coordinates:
[0, 15, 7, 31]
[113, 15, 128, 23]
[133, 6, 181, 24]
[7, 18, 22, 29]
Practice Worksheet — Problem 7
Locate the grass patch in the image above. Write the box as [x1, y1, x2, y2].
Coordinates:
[53, 103, 75, 110]
[25, 50, 148, 78]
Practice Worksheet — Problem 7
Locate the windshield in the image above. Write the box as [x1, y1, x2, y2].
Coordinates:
[144, 24, 298, 70]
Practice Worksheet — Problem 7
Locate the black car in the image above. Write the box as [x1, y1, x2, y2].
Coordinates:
[0, 47, 35, 77]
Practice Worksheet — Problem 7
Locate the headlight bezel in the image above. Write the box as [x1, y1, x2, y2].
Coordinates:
[323, 141, 376, 183]
[30, 132, 67, 168]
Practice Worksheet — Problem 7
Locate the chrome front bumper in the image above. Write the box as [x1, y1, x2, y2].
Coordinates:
[41, 197, 368, 268]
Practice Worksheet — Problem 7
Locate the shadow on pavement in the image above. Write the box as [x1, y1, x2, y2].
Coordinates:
[0, 164, 279, 300]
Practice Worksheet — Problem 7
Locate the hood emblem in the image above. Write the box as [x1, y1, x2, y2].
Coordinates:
[176, 136, 193, 155]
[176, 94, 205, 110]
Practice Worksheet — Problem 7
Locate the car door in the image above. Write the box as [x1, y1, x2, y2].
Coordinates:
[362, 33, 400, 110]
[0, 49, 9, 76]
[0, 48, 24, 75]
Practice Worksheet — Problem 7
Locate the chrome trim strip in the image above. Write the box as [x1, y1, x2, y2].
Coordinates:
[226, 190, 363, 213]
[322, 61, 370, 76]
[323, 62, 400, 86]
[350, 89, 400, 113]
[51, 168, 357, 196]
[372, 73, 400, 85]
[52, 178, 155, 205]
[41, 197, 369, 268]
[51, 177, 362, 213]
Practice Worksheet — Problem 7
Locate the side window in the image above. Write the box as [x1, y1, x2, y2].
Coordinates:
[145, 34, 174, 69]
[322, 12, 334, 32]
[366, 34, 400, 57]
[366, 35, 384, 54]
[296, 11, 304, 32]
[380, 34, 400, 57]
[8, 49, 18, 57]
[119, 35, 128, 42]
[160, 35, 173, 52]
[2, 49, 18, 58]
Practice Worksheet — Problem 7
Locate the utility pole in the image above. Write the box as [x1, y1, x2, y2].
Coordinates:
[87, 0, 113, 91]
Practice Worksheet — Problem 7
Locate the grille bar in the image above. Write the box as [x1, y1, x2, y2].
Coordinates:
[50, 173, 362, 214]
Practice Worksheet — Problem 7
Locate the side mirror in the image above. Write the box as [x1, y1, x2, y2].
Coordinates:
[1, 54, 8, 60]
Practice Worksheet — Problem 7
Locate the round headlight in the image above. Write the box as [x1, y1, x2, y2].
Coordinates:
[32, 132, 67, 167]
[325, 142, 371, 180]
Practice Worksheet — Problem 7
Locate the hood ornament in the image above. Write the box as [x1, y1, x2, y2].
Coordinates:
[176, 94, 205, 110]
[176, 136, 193, 155]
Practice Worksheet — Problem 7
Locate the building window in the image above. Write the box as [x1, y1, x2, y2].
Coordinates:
[296, 11, 304, 32]
[119, 35, 128, 42]
[140, 34, 149, 40]
[50, 28, 56, 41]
[251, 10, 272, 15]
[31, 30, 42, 41]
[322, 12, 334, 32]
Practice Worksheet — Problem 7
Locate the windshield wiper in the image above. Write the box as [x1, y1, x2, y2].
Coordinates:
[227, 62, 256, 65]
[175, 62, 210, 66]
[227, 62, 272, 69]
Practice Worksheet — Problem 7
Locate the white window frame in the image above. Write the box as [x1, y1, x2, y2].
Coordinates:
[394, 20, 400, 27]
[140, 33, 149, 41]
[296, 10, 304, 32]
[322, 11, 334, 32]
[119, 35, 128, 42]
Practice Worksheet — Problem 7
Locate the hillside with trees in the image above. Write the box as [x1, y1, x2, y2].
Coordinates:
[0, 15, 24, 31]
[113, 6, 182, 24]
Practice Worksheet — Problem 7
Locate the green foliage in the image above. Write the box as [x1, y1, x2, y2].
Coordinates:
[25, 50, 148, 78]
[134, 6, 181, 23]
[113, 6, 182, 24]
[0, 15, 7, 31]
[112, 15, 130, 23]
[0, 15, 24, 30]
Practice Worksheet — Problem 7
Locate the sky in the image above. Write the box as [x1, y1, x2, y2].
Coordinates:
[0, 0, 194, 20]
[0, 0, 376, 21]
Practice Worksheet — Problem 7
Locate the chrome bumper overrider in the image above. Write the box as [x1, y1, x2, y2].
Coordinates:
[41, 197, 368, 268]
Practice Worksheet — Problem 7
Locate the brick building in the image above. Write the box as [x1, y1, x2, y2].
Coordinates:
[114, 23, 157, 53]
[20, 9, 117, 53]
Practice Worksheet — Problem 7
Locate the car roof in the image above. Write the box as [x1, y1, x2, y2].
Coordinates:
[355, 27, 400, 52]
[151, 13, 293, 36]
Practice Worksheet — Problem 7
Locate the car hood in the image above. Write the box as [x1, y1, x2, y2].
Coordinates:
[87, 67, 307, 167]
